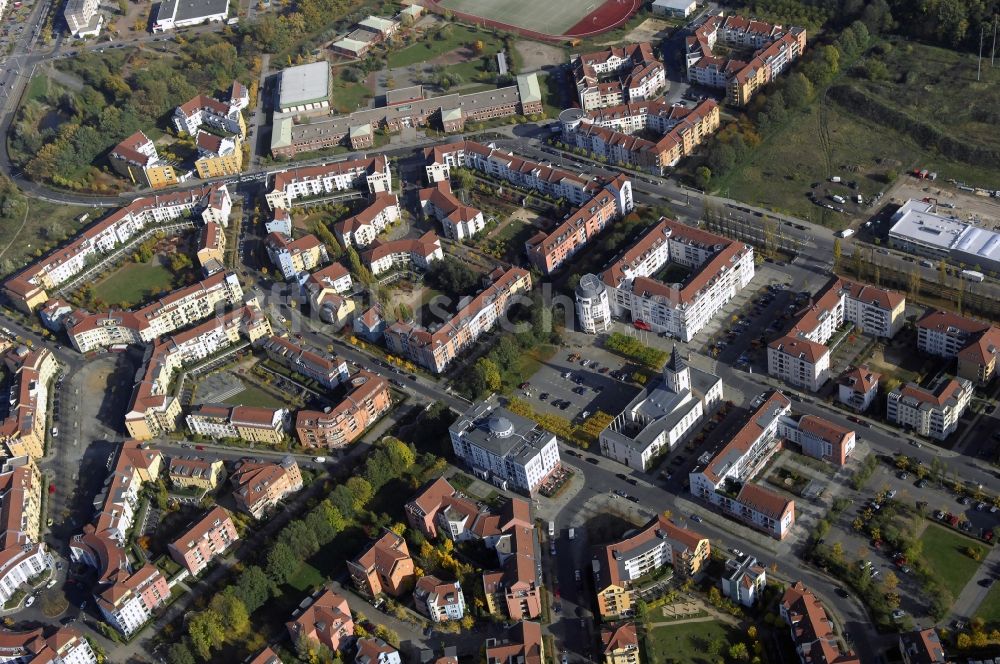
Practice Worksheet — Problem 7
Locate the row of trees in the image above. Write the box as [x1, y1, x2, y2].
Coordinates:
[603, 332, 668, 370]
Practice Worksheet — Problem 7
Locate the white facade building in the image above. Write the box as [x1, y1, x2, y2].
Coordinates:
[414, 576, 466, 622]
[265, 158, 391, 210]
[721, 555, 766, 607]
[575, 274, 612, 334]
[64, 0, 103, 37]
[886, 377, 972, 441]
[767, 336, 831, 392]
[450, 398, 561, 495]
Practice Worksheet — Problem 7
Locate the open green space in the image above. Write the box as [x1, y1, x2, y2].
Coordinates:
[919, 523, 985, 598]
[287, 561, 325, 593]
[0, 192, 93, 280]
[330, 69, 372, 113]
[387, 24, 502, 70]
[437, 0, 594, 35]
[644, 619, 741, 664]
[975, 583, 1000, 628]
[91, 260, 177, 308]
[230, 382, 289, 410]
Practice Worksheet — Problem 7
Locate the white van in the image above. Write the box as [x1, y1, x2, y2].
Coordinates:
[568, 528, 576, 541]
[548, 521, 555, 537]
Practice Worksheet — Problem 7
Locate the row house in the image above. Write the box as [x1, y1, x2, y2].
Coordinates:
[837, 365, 881, 413]
[485, 621, 544, 664]
[0, 345, 58, 458]
[572, 43, 666, 111]
[361, 231, 443, 277]
[304, 262, 355, 325]
[186, 405, 287, 445]
[577, 217, 754, 341]
[167, 506, 239, 575]
[601, 623, 640, 664]
[333, 192, 400, 247]
[887, 377, 973, 441]
[264, 157, 392, 210]
[231, 456, 302, 519]
[173, 82, 249, 137]
[419, 182, 485, 241]
[260, 335, 348, 388]
[767, 336, 830, 393]
[721, 555, 767, 607]
[265, 233, 329, 280]
[4, 185, 232, 312]
[688, 391, 796, 539]
[405, 477, 482, 541]
[917, 310, 1000, 385]
[385, 267, 532, 374]
[196, 221, 226, 273]
[294, 371, 392, 448]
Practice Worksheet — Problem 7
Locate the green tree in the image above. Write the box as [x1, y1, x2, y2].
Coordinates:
[265, 541, 299, 587]
[382, 437, 416, 469]
[281, 520, 320, 559]
[833, 238, 842, 271]
[233, 565, 271, 613]
[475, 357, 502, 392]
[784, 73, 815, 108]
[210, 593, 250, 637]
[453, 168, 476, 191]
[695, 166, 712, 189]
[374, 625, 400, 647]
[345, 477, 373, 511]
[168, 641, 197, 664]
[729, 643, 750, 662]
[188, 610, 225, 660]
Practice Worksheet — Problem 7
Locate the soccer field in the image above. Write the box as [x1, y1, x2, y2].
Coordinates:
[437, 0, 600, 35]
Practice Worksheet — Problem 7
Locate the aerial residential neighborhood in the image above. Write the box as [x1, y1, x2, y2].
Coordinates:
[0, 0, 998, 663]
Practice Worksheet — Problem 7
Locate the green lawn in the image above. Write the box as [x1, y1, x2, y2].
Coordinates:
[287, 562, 325, 593]
[229, 382, 289, 410]
[975, 583, 1000, 628]
[330, 69, 372, 113]
[919, 523, 985, 598]
[0, 198, 93, 280]
[644, 619, 741, 664]
[388, 25, 501, 70]
[92, 260, 177, 308]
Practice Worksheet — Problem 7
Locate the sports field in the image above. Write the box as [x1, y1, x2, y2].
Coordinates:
[436, 0, 599, 35]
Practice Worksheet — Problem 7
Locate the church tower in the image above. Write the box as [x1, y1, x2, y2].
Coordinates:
[663, 344, 691, 394]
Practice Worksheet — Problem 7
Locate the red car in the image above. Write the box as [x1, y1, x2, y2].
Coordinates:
[633, 320, 651, 331]
[195, 445, 205, 451]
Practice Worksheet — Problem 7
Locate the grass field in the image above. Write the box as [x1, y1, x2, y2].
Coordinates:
[436, 0, 598, 35]
[330, 69, 372, 113]
[92, 260, 177, 308]
[644, 619, 740, 664]
[287, 562, 325, 593]
[919, 523, 985, 598]
[976, 584, 1000, 627]
[0, 198, 93, 280]
[231, 382, 289, 409]
[387, 25, 502, 70]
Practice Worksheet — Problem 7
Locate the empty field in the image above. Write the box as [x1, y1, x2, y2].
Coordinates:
[919, 523, 985, 598]
[436, 0, 598, 35]
[91, 259, 177, 308]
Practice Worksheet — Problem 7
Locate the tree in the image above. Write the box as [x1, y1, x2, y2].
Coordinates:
[382, 437, 416, 469]
[695, 166, 712, 189]
[475, 357, 502, 392]
[210, 593, 250, 637]
[729, 643, 750, 662]
[233, 565, 271, 613]
[374, 625, 399, 647]
[168, 641, 197, 664]
[188, 610, 225, 660]
[784, 72, 815, 108]
[345, 477, 373, 511]
[956, 632, 972, 650]
[707, 143, 736, 174]
[833, 238, 842, 272]
[281, 520, 320, 559]
[265, 541, 299, 587]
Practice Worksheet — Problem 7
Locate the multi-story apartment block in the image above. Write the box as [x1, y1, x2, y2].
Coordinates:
[265, 233, 329, 280]
[0, 456, 50, 608]
[578, 218, 754, 341]
[405, 477, 481, 541]
[887, 376, 973, 441]
[601, 623, 640, 664]
[594, 514, 709, 619]
[837, 365, 881, 413]
[194, 132, 242, 179]
[109, 131, 179, 189]
[355, 639, 401, 664]
[64, 0, 103, 37]
[361, 231, 444, 277]
[196, 221, 226, 273]
[264, 158, 392, 210]
[230, 456, 302, 519]
[485, 621, 544, 664]
[386, 267, 532, 373]
[295, 371, 391, 448]
[4, 185, 232, 312]
[260, 335, 348, 388]
[0, 626, 98, 663]
[304, 262, 353, 304]
[168, 506, 239, 575]
[780, 582, 860, 664]
[286, 588, 354, 654]
[419, 182, 485, 241]
[686, 14, 807, 106]
[777, 414, 856, 466]
[333, 192, 400, 247]
[173, 82, 249, 137]
[689, 391, 796, 539]
[186, 405, 287, 445]
[414, 576, 466, 622]
[450, 397, 561, 495]
[168, 455, 226, 490]
[572, 43, 666, 112]
[68, 271, 245, 353]
[560, 99, 720, 174]
[599, 347, 723, 470]
[266, 208, 293, 236]
[348, 530, 415, 597]
[479, 499, 540, 621]
[0, 345, 57, 458]
[124, 304, 271, 440]
[721, 555, 767, 607]
[767, 336, 830, 392]
[899, 629, 948, 664]
[917, 310, 1000, 385]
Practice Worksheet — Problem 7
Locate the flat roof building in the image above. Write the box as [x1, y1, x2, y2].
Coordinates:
[153, 0, 229, 31]
[277, 61, 331, 113]
[652, 0, 696, 17]
[889, 198, 1000, 273]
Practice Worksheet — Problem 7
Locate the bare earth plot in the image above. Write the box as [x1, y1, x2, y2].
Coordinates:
[437, 0, 598, 35]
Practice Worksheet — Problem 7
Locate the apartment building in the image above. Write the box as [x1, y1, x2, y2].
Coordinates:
[168, 455, 226, 490]
[109, 131, 179, 189]
[64, 0, 103, 37]
[361, 231, 443, 277]
[599, 346, 723, 470]
[579, 217, 754, 341]
[572, 43, 666, 112]
[777, 414, 856, 466]
[4, 184, 232, 312]
[560, 99, 720, 174]
[231, 456, 303, 519]
[270, 75, 542, 157]
[355, 639, 401, 664]
[333, 192, 400, 247]
[174, 82, 248, 137]
[305, 265, 355, 325]
[887, 377, 973, 441]
[686, 14, 807, 106]
[38, 298, 74, 331]
[68, 271, 245, 353]
[248, 648, 284, 664]
[419, 182, 485, 241]
[0, 457, 50, 608]
[194, 132, 242, 179]
[124, 304, 271, 440]
[348, 530, 415, 597]
[385, 267, 532, 373]
[414, 576, 466, 622]
[917, 310, 1000, 385]
[593, 515, 709, 619]
[721, 555, 767, 607]
[286, 588, 354, 654]
[186, 404, 287, 445]
[0, 345, 57, 458]
[780, 582, 860, 664]
[479, 499, 541, 620]
[405, 476, 481, 540]
[525, 174, 633, 275]
[168, 506, 239, 575]
[689, 391, 796, 539]
[0, 626, 98, 663]
[295, 371, 391, 448]
[601, 623, 640, 664]
[265, 233, 329, 280]
[196, 221, 226, 273]
[267, 208, 293, 236]
[899, 629, 948, 664]
[260, 335, 348, 388]
[837, 365, 881, 413]
[265, 158, 392, 210]
[485, 621, 544, 664]
[450, 397, 561, 495]
[767, 336, 830, 392]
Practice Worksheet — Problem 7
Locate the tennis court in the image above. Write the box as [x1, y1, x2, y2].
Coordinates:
[436, 0, 600, 36]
